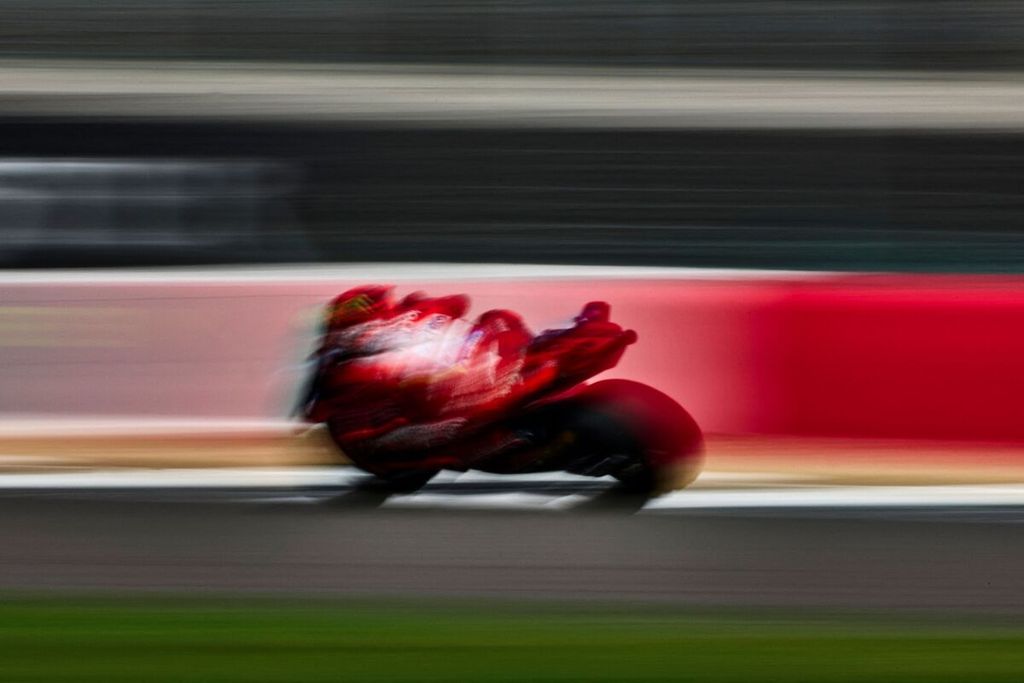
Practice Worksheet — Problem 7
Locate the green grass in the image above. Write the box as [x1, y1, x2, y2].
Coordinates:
[0, 597, 1021, 682]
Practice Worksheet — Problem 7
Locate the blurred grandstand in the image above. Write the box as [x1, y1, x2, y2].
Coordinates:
[0, 1, 1022, 271]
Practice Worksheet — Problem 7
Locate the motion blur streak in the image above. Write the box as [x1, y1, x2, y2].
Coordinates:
[5, 268, 1024, 445]
[0, 1, 1021, 71]
[4, 2, 1024, 680]
[4, 62, 1024, 129]
[2, 497, 1024, 613]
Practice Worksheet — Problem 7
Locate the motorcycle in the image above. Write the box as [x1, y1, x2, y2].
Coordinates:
[297, 285, 704, 495]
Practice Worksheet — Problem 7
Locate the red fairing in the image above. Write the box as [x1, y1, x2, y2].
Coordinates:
[304, 285, 637, 460]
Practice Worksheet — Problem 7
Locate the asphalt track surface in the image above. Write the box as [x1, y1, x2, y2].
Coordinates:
[3, 474, 1024, 614]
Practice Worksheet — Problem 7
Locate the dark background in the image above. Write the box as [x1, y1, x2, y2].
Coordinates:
[2, 1, 1023, 71]
[2, 1, 1024, 270]
[4, 122, 1023, 271]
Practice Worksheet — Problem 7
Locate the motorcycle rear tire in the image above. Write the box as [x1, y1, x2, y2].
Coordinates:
[561, 380, 704, 495]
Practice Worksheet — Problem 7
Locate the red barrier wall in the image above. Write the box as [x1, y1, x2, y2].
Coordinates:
[2, 271, 1022, 443]
[768, 276, 1024, 442]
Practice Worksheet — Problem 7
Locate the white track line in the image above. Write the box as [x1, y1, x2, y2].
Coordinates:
[0, 263, 834, 285]
[0, 467, 1023, 510]
[386, 492, 587, 511]
[0, 419, 299, 438]
[393, 484, 1024, 511]
[648, 485, 1024, 510]
[0, 467, 364, 489]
